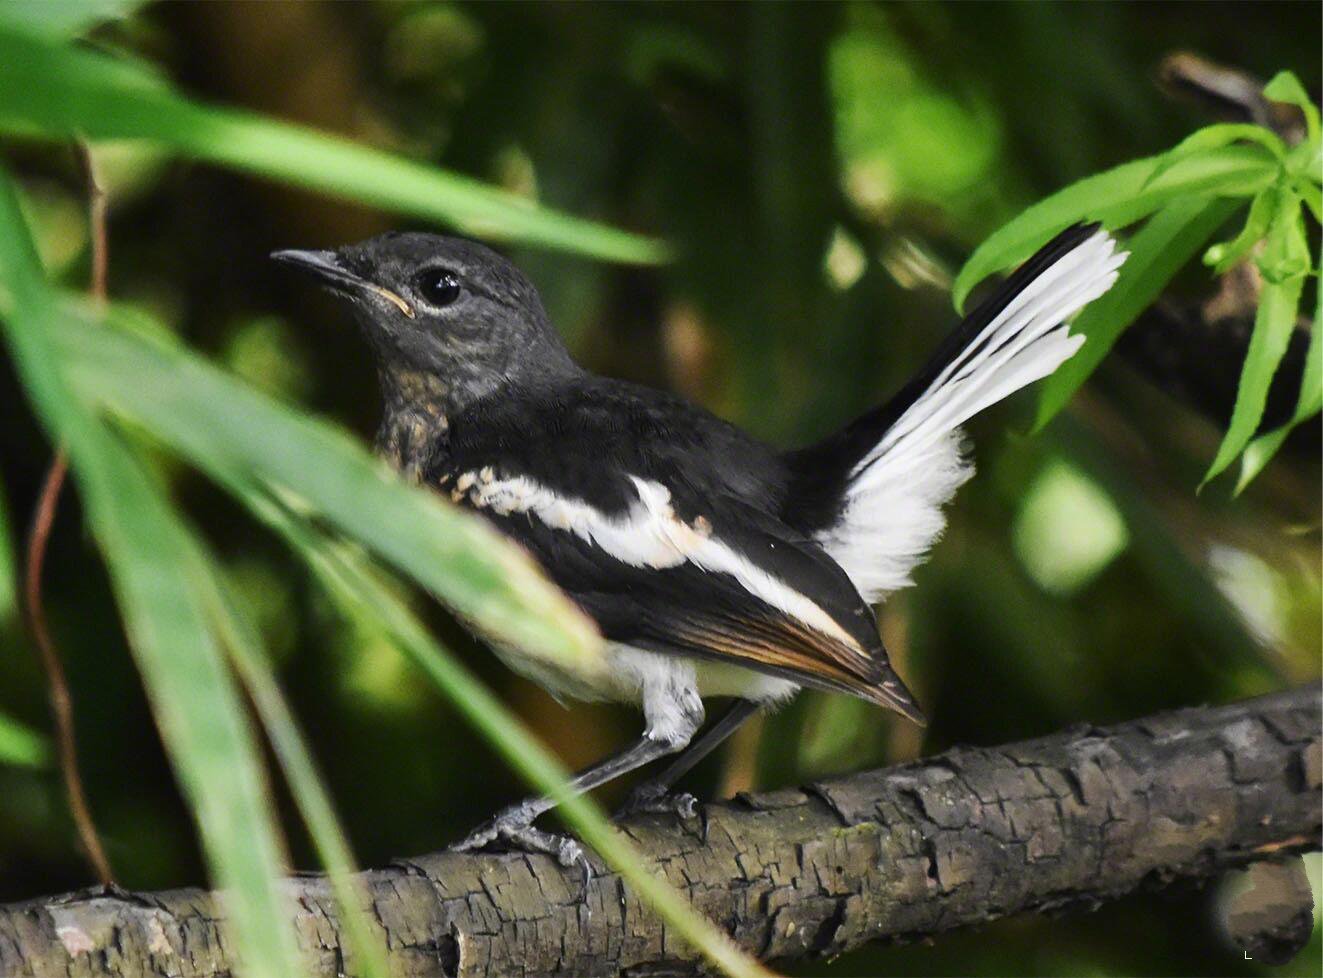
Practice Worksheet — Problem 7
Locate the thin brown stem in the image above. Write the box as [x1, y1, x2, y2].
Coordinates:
[21, 142, 115, 887]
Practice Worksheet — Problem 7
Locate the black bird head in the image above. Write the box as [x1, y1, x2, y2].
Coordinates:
[273, 232, 576, 415]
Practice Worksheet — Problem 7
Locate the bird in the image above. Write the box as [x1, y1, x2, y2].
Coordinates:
[273, 223, 1126, 867]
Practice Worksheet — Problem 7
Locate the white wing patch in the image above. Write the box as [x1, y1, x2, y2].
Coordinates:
[455, 471, 863, 651]
[821, 230, 1128, 604]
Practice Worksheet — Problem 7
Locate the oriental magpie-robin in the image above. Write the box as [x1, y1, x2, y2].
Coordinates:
[273, 223, 1126, 866]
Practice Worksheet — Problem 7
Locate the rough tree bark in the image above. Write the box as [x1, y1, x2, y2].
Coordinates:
[1, 687, 1318, 978]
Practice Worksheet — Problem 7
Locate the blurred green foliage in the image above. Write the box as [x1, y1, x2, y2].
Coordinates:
[0, 2, 1319, 977]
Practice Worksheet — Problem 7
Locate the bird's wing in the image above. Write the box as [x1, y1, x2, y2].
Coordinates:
[784, 225, 1126, 603]
[435, 461, 922, 720]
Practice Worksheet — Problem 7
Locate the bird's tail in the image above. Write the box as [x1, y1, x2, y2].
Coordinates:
[786, 224, 1127, 603]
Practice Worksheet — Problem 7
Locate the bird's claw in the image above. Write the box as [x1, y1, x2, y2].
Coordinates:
[453, 808, 593, 889]
[616, 782, 700, 821]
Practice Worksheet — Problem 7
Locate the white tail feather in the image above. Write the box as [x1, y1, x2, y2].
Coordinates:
[819, 230, 1127, 603]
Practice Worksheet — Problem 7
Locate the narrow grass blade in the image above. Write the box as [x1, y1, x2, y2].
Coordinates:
[0, 24, 668, 264]
[193, 544, 392, 978]
[0, 167, 304, 978]
[56, 306, 602, 676]
[0, 711, 50, 769]
[953, 146, 1276, 312]
[1033, 196, 1242, 431]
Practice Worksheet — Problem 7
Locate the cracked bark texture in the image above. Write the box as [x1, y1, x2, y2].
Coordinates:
[1, 687, 1318, 978]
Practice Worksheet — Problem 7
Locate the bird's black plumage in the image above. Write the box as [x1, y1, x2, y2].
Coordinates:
[273, 223, 1125, 862]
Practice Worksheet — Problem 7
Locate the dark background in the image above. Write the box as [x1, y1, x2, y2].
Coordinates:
[1, 2, 1319, 975]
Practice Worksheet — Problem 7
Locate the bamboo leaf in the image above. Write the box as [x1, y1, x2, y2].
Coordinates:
[0, 166, 304, 978]
[1033, 196, 1243, 430]
[0, 23, 668, 264]
[1203, 199, 1309, 487]
[56, 309, 602, 675]
[196, 549, 392, 978]
[953, 146, 1277, 312]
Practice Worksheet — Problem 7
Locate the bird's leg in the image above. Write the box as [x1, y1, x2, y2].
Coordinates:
[453, 685, 704, 868]
[618, 698, 761, 818]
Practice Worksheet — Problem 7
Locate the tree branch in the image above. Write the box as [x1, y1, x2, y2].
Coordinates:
[1, 687, 1318, 978]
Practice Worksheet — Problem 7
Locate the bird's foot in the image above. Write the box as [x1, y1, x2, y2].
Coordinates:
[616, 781, 700, 820]
[453, 804, 591, 885]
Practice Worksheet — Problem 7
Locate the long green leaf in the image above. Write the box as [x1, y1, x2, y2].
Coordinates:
[0, 168, 303, 978]
[1238, 241, 1322, 490]
[953, 146, 1276, 312]
[197, 549, 391, 978]
[1204, 188, 1275, 274]
[1203, 196, 1310, 486]
[0, 23, 668, 264]
[0, 711, 49, 769]
[247, 496, 768, 978]
[1033, 195, 1243, 430]
[56, 307, 602, 675]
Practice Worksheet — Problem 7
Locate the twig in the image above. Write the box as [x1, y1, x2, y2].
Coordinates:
[22, 142, 114, 887]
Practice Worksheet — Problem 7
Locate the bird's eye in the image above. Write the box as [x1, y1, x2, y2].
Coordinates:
[417, 268, 462, 308]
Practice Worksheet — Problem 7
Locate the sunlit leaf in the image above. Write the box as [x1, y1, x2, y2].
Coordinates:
[0, 711, 49, 769]
[1238, 240, 1322, 490]
[1144, 124, 1286, 191]
[1034, 196, 1243, 430]
[0, 166, 303, 978]
[0, 24, 668, 264]
[1204, 197, 1310, 487]
[953, 146, 1277, 312]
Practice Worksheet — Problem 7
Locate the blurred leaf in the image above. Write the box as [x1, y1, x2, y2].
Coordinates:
[0, 711, 49, 769]
[1034, 196, 1242, 430]
[0, 23, 668, 264]
[0, 166, 303, 978]
[1204, 195, 1310, 487]
[0, 0, 146, 38]
[241, 498, 769, 978]
[200, 554, 391, 978]
[953, 146, 1276, 312]
[56, 308, 602, 675]
[1263, 70, 1321, 146]
[0, 480, 14, 625]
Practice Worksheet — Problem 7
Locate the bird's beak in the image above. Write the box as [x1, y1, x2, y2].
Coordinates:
[270, 248, 415, 318]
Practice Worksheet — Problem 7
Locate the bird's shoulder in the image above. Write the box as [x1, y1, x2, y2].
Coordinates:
[431, 375, 787, 514]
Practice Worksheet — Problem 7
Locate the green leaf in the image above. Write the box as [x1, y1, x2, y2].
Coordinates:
[1033, 196, 1243, 430]
[1204, 188, 1275, 274]
[1264, 70, 1321, 147]
[0, 711, 49, 769]
[0, 0, 146, 38]
[0, 166, 304, 978]
[953, 146, 1277, 312]
[244, 497, 768, 978]
[1144, 124, 1286, 191]
[1203, 199, 1310, 487]
[0, 24, 668, 264]
[198, 551, 392, 978]
[58, 308, 603, 676]
[1238, 239, 1322, 489]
